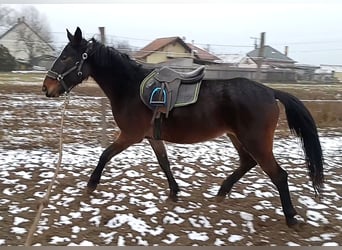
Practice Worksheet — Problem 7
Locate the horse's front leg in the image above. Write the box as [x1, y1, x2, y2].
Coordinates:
[87, 133, 136, 194]
[148, 139, 180, 202]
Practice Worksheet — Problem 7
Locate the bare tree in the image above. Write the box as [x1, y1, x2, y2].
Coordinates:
[0, 5, 17, 27]
[115, 40, 133, 54]
[17, 6, 52, 43]
[1, 5, 52, 42]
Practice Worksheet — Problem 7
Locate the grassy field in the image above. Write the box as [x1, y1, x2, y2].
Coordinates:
[1, 72, 341, 131]
[0, 71, 46, 84]
[0, 71, 341, 130]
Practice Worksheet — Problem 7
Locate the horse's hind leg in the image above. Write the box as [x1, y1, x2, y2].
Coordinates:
[237, 131, 298, 227]
[148, 139, 180, 202]
[256, 153, 298, 227]
[216, 134, 257, 202]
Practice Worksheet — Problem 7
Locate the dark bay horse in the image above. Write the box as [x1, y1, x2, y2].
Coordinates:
[42, 27, 324, 227]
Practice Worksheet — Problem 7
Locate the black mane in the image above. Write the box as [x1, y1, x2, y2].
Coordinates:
[90, 38, 147, 79]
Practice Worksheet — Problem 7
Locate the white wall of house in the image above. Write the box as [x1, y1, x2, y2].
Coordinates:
[0, 22, 55, 63]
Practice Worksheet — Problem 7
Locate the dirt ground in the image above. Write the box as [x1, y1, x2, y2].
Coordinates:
[0, 78, 341, 246]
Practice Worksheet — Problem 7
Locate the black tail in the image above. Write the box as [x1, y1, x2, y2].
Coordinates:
[274, 89, 324, 195]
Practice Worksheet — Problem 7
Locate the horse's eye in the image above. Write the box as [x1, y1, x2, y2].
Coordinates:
[61, 55, 68, 61]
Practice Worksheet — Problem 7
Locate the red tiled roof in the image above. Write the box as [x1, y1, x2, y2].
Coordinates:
[134, 36, 192, 59]
[134, 36, 220, 63]
[187, 43, 220, 61]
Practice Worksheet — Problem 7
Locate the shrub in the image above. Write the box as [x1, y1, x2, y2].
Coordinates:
[0, 44, 16, 71]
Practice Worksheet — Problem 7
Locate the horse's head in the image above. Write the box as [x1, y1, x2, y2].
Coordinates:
[42, 27, 92, 97]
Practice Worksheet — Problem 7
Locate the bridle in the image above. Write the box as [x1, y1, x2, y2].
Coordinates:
[46, 40, 94, 94]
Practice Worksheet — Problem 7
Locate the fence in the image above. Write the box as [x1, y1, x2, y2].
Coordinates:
[144, 62, 297, 82]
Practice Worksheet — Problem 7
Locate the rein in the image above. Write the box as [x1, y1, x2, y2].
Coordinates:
[46, 40, 93, 93]
[24, 95, 70, 246]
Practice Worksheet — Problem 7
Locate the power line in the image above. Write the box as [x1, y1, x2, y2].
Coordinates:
[4, 29, 342, 58]
[48, 30, 342, 50]
[191, 42, 254, 48]
[272, 40, 342, 46]
[2, 36, 342, 54]
[291, 48, 342, 53]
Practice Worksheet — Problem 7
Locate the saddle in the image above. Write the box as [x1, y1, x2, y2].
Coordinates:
[154, 66, 205, 84]
[140, 66, 205, 139]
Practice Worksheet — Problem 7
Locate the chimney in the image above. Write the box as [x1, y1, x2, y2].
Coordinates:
[17, 16, 25, 23]
[191, 40, 195, 58]
[98, 27, 106, 44]
[284, 46, 289, 56]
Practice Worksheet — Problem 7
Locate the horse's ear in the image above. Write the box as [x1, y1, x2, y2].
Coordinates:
[74, 27, 82, 45]
[67, 29, 73, 42]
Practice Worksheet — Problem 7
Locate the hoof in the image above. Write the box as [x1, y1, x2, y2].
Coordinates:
[167, 192, 178, 202]
[86, 184, 97, 194]
[289, 221, 306, 232]
[287, 217, 305, 231]
[215, 195, 225, 203]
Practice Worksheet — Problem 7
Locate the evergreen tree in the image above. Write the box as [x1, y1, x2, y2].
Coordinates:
[0, 44, 16, 71]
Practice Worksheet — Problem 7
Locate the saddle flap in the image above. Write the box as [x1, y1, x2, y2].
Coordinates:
[140, 68, 203, 119]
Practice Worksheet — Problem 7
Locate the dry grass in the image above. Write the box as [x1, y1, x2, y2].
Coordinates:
[1, 72, 340, 130]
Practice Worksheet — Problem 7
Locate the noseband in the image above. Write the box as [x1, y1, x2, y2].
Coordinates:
[46, 41, 94, 93]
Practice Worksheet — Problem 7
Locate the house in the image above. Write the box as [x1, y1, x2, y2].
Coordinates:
[215, 53, 260, 68]
[134, 36, 219, 65]
[186, 43, 220, 64]
[246, 45, 296, 68]
[293, 64, 320, 81]
[0, 17, 56, 70]
[315, 64, 342, 82]
[134, 37, 192, 64]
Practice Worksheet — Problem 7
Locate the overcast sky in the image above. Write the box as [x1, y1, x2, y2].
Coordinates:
[6, 1, 342, 65]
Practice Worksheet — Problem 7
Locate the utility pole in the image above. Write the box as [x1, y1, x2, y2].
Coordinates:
[98, 27, 109, 148]
[250, 36, 259, 49]
[256, 32, 265, 82]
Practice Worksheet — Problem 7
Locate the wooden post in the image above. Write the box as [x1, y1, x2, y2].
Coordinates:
[99, 27, 109, 148]
[256, 32, 265, 82]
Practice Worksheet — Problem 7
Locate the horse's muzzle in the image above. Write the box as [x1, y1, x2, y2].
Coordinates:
[42, 77, 61, 97]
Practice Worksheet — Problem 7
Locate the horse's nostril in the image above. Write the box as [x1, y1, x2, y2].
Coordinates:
[42, 85, 47, 92]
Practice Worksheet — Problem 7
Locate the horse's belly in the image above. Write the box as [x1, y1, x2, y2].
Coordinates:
[160, 120, 231, 144]
[150, 96, 233, 143]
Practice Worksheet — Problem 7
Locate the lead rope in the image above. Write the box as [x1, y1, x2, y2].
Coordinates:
[24, 94, 70, 246]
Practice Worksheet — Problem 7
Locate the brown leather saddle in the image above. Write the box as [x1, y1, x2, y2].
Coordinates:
[140, 66, 205, 139]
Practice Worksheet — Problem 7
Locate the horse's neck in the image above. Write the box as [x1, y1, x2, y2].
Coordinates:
[89, 44, 152, 105]
[91, 66, 150, 105]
